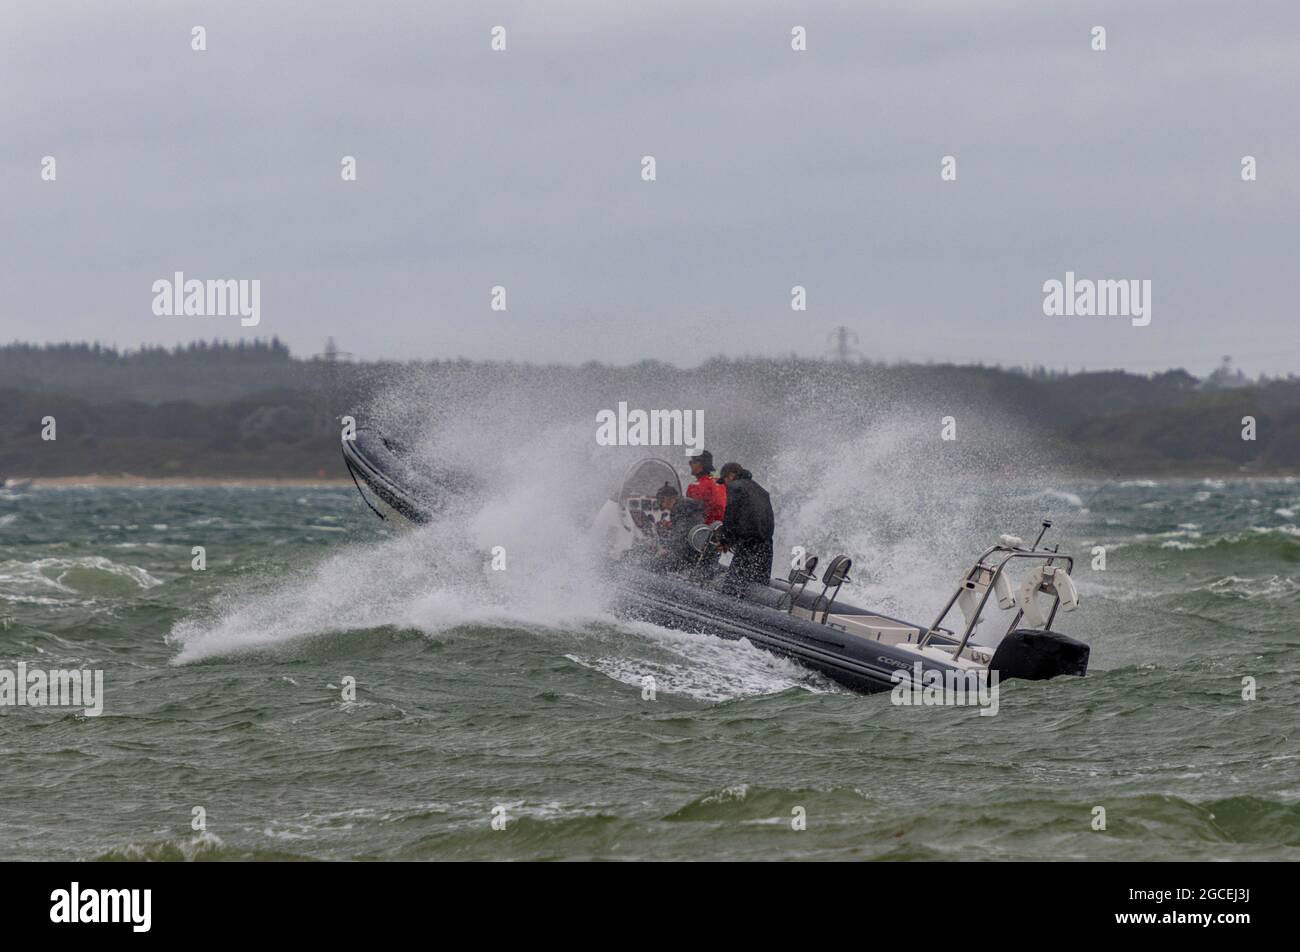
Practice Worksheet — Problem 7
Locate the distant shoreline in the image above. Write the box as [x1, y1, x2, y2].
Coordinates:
[7, 472, 1296, 489]
[21, 476, 353, 488]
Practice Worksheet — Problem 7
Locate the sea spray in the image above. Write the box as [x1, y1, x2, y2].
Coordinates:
[171, 362, 1069, 663]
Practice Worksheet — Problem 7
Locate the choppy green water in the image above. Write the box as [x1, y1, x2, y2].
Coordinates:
[1, 480, 1297, 861]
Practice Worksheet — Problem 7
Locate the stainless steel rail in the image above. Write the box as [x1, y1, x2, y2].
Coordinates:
[920, 545, 1075, 662]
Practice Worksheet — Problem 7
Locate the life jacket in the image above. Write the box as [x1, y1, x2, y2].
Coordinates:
[687, 474, 727, 524]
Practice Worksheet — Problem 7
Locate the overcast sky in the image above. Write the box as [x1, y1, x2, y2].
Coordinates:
[2, 0, 1298, 374]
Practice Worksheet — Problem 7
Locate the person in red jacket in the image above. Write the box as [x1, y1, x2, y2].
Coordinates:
[685, 450, 727, 524]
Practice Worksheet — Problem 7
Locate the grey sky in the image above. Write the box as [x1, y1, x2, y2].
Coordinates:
[2, 0, 1297, 374]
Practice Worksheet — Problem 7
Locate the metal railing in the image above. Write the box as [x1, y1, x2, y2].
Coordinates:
[919, 544, 1074, 661]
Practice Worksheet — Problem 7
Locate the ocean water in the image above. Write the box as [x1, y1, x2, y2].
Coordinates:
[1, 479, 1297, 861]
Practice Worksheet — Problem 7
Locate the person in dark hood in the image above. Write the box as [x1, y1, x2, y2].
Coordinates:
[647, 482, 707, 572]
[716, 463, 774, 594]
[685, 450, 727, 524]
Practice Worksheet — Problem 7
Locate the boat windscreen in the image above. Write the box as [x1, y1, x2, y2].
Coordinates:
[619, 458, 681, 507]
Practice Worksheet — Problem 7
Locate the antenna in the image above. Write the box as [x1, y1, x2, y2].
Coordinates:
[1032, 520, 1052, 549]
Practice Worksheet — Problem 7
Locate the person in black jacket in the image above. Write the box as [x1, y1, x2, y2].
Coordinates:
[716, 462, 774, 595]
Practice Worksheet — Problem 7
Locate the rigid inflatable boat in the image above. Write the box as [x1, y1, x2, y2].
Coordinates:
[343, 431, 1090, 695]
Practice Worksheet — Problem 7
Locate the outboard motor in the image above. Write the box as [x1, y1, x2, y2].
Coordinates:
[989, 629, 1090, 681]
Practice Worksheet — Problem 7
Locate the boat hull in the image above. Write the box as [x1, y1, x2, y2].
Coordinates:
[342, 429, 437, 524]
[341, 430, 1089, 696]
[611, 567, 959, 694]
